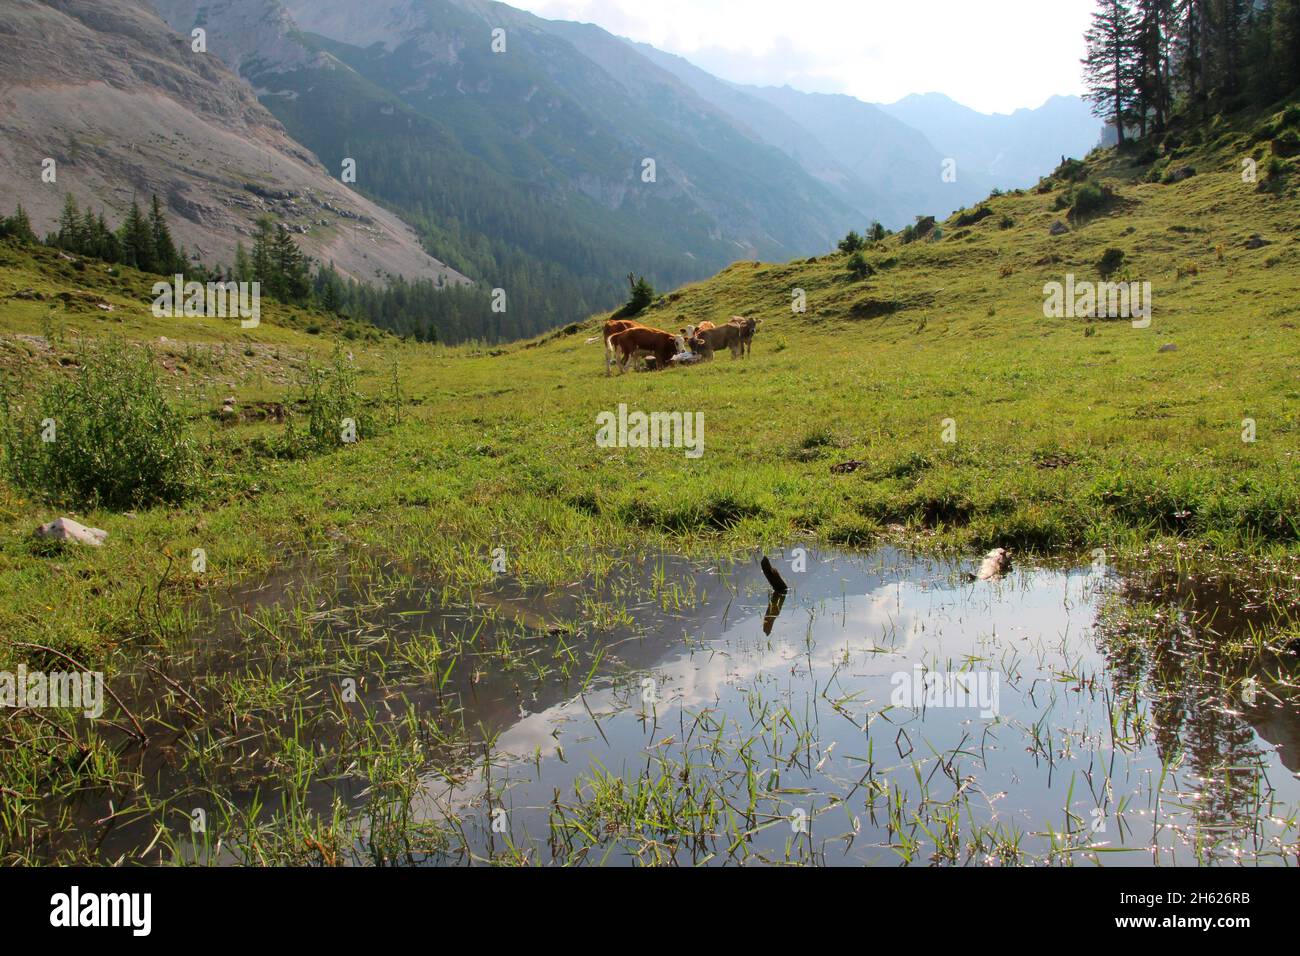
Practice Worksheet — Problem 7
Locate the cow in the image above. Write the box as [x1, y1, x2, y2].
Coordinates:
[607, 325, 685, 375]
[728, 316, 757, 356]
[679, 320, 716, 341]
[688, 321, 748, 360]
[598, 318, 649, 373]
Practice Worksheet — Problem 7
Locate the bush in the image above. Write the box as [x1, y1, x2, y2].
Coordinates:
[1064, 180, 1111, 221]
[953, 206, 992, 228]
[1271, 130, 1300, 159]
[615, 274, 655, 318]
[867, 221, 886, 242]
[1097, 247, 1125, 279]
[287, 345, 375, 454]
[1052, 157, 1089, 182]
[0, 338, 198, 509]
[838, 230, 865, 253]
[846, 251, 873, 279]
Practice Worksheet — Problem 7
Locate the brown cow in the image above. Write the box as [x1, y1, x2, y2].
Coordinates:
[728, 316, 757, 356]
[607, 326, 685, 375]
[689, 322, 747, 360]
[600, 318, 649, 373]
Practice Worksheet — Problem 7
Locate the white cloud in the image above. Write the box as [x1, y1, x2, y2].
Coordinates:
[513, 0, 1094, 114]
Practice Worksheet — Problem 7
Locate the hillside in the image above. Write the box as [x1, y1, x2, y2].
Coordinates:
[1, 103, 1296, 662]
[0, 0, 465, 287]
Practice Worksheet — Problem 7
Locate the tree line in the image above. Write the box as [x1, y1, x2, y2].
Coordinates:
[1084, 0, 1300, 144]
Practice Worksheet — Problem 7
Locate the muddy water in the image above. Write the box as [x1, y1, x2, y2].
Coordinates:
[42, 548, 1300, 865]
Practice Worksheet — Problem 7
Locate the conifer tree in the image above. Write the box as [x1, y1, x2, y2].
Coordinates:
[1084, 0, 1139, 145]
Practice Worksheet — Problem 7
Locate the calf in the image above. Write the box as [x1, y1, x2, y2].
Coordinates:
[679, 320, 716, 341]
[600, 318, 648, 373]
[607, 325, 686, 375]
[689, 321, 747, 360]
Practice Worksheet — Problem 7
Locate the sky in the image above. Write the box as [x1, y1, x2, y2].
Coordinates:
[511, 0, 1095, 115]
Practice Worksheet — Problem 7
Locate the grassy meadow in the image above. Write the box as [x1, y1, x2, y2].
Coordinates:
[0, 110, 1298, 863]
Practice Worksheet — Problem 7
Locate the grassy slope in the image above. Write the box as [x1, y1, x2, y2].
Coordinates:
[0, 112, 1297, 667]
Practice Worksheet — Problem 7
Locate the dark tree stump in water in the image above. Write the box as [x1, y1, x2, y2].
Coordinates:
[760, 555, 788, 594]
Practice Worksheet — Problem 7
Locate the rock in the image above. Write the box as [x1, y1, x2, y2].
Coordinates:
[1049, 221, 1069, 236]
[974, 548, 1011, 581]
[1167, 165, 1196, 183]
[36, 517, 107, 547]
[831, 460, 866, 474]
[1159, 343, 1178, 352]
[1244, 234, 1270, 249]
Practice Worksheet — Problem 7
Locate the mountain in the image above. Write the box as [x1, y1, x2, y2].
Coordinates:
[0, 0, 466, 286]
[737, 84, 999, 226]
[878, 92, 1103, 190]
[150, 0, 862, 339]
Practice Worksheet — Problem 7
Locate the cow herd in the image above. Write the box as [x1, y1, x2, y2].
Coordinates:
[598, 316, 759, 376]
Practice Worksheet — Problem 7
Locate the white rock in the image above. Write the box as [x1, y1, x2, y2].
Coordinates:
[976, 548, 1011, 580]
[36, 517, 107, 547]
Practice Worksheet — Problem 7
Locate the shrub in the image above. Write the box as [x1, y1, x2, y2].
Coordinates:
[953, 206, 993, 228]
[838, 230, 865, 253]
[614, 274, 655, 318]
[285, 345, 375, 454]
[0, 338, 198, 509]
[998, 215, 1014, 230]
[846, 251, 873, 279]
[1097, 247, 1125, 279]
[1271, 130, 1300, 159]
[1065, 180, 1111, 221]
[1052, 157, 1089, 182]
[867, 221, 886, 242]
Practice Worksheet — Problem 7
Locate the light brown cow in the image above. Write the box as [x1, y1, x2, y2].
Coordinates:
[728, 316, 757, 356]
[689, 322, 747, 360]
[679, 320, 716, 340]
[607, 326, 685, 375]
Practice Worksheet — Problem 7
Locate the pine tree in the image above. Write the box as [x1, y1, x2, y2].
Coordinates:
[272, 226, 311, 304]
[1274, 0, 1300, 95]
[233, 241, 252, 282]
[118, 199, 156, 273]
[149, 194, 182, 276]
[251, 218, 277, 295]
[57, 194, 84, 253]
[1134, 0, 1173, 134]
[1, 205, 36, 242]
[1084, 0, 1140, 145]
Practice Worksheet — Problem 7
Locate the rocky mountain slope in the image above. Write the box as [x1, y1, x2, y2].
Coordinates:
[0, 0, 466, 285]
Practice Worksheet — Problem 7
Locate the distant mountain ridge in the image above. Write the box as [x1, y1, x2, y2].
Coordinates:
[878, 92, 1103, 190]
[0, 0, 466, 287]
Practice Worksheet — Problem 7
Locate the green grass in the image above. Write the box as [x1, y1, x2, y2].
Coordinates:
[0, 112, 1298, 864]
[0, 115, 1297, 669]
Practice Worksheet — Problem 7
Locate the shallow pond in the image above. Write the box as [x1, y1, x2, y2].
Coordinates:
[26, 546, 1300, 865]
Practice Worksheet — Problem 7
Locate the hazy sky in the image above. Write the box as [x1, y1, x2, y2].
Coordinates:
[512, 0, 1095, 114]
